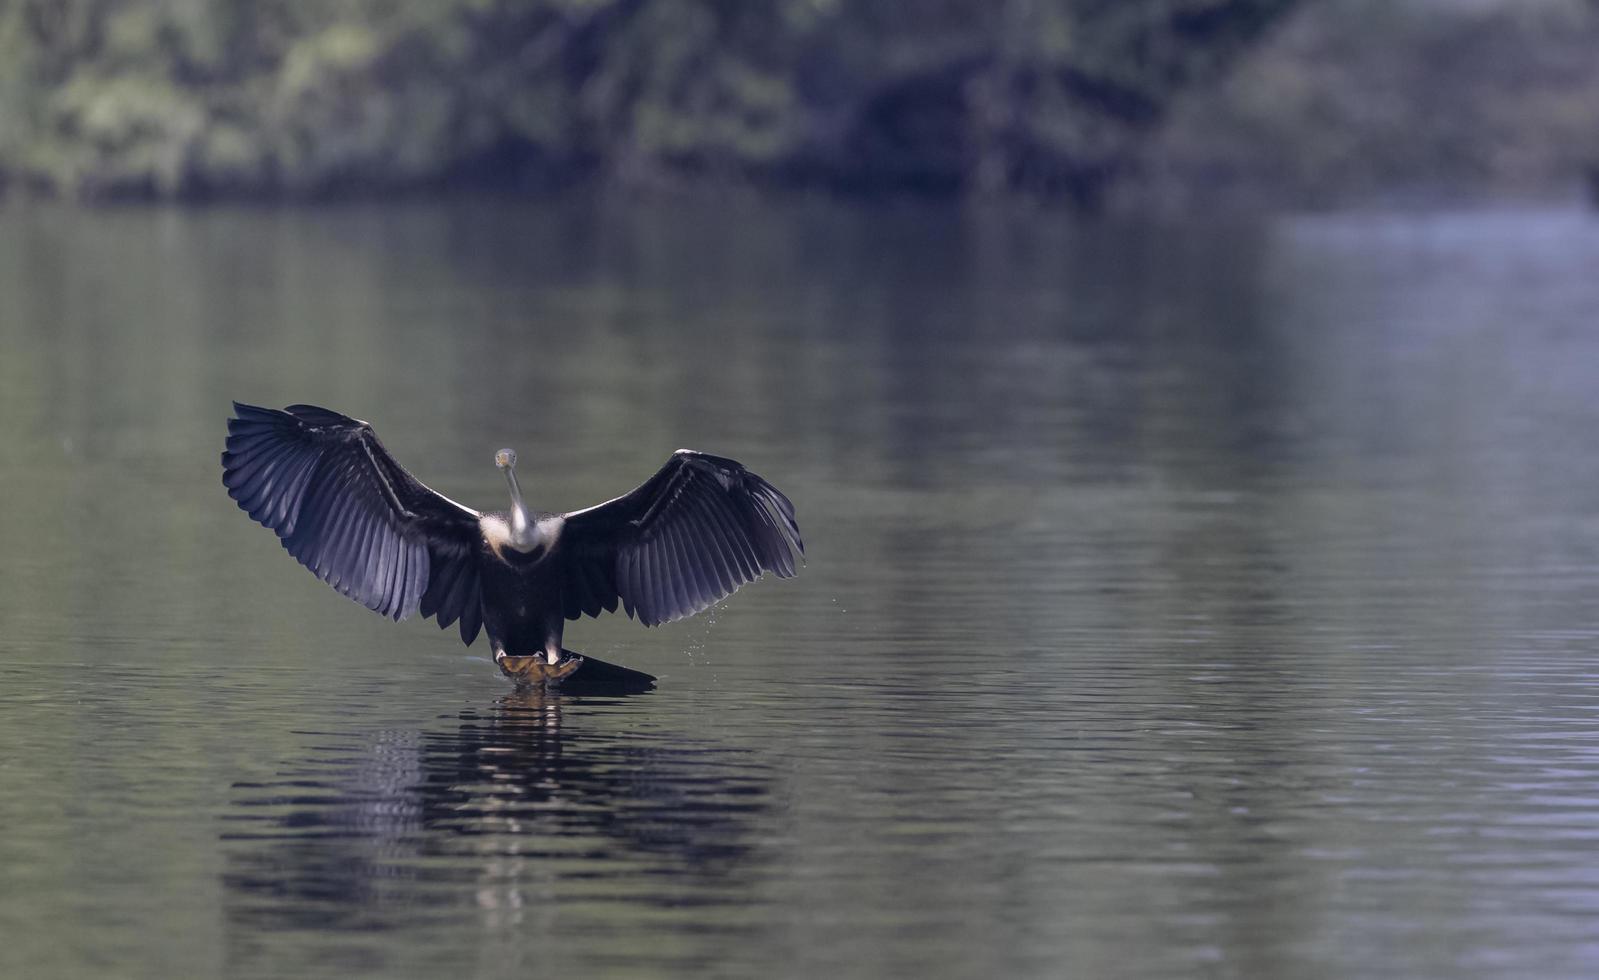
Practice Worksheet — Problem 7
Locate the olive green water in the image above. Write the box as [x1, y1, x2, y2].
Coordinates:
[2, 200, 1599, 979]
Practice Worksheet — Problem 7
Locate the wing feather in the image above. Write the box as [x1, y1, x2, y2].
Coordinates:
[458, 584, 483, 646]
[619, 548, 638, 620]
[682, 494, 734, 595]
[702, 490, 759, 583]
[644, 531, 668, 625]
[663, 523, 690, 619]
[420, 552, 460, 620]
[657, 523, 689, 619]
[560, 450, 803, 627]
[709, 502, 748, 587]
[222, 402, 484, 642]
[676, 514, 717, 611]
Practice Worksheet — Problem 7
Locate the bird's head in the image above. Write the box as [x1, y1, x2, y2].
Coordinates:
[495, 448, 518, 471]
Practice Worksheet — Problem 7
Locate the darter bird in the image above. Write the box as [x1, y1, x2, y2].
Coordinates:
[221, 403, 803, 688]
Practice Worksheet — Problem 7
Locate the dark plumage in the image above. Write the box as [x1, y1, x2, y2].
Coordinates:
[221, 403, 803, 683]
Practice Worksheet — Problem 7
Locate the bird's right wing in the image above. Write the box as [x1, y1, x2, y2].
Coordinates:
[559, 450, 803, 626]
[221, 402, 486, 646]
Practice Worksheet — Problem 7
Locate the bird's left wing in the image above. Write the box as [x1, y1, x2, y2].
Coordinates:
[221, 402, 485, 645]
[559, 450, 803, 626]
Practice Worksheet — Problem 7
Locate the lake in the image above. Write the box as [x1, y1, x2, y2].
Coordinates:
[2, 198, 1598, 979]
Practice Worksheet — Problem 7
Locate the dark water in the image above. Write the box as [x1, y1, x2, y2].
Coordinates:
[2, 199, 1599, 979]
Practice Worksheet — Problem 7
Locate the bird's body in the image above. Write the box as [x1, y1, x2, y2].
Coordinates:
[221, 403, 803, 686]
[477, 515, 568, 661]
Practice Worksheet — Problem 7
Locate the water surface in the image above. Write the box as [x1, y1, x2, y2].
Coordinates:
[2, 200, 1599, 978]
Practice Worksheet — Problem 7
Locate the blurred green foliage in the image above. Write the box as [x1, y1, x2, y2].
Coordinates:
[0, 0, 1296, 201]
[1135, 0, 1599, 207]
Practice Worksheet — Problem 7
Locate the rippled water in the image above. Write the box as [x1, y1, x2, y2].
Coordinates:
[2, 200, 1599, 978]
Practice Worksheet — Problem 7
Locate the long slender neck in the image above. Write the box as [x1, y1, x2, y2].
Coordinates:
[504, 467, 539, 550]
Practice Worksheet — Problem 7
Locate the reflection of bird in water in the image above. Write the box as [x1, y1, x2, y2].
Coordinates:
[223, 690, 774, 937]
[221, 403, 803, 686]
[423, 691, 769, 858]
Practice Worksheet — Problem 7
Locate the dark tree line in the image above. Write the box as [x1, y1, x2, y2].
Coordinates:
[0, 0, 1298, 203]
